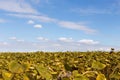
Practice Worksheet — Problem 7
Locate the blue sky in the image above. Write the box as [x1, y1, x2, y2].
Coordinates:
[0, 0, 120, 52]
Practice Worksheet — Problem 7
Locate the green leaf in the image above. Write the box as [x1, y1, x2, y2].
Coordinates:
[2, 70, 13, 80]
[8, 61, 24, 73]
[62, 77, 70, 80]
[35, 64, 52, 80]
[74, 75, 89, 80]
[110, 72, 120, 79]
[82, 71, 98, 78]
[22, 63, 30, 71]
[23, 74, 30, 80]
[51, 72, 58, 79]
[72, 70, 80, 77]
[92, 61, 106, 70]
[64, 63, 72, 71]
[96, 74, 106, 80]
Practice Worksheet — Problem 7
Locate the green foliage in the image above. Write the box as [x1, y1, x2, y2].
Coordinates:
[96, 74, 106, 80]
[64, 63, 72, 71]
[2, 70, 13, 80]
[92, 60, 106, 70]
[74, 75, 89, 80]
[110, 72, 120, 79]
[0, 51, 120, 80]
[9, 61, 24, 73]
[35, 64, 52, 80]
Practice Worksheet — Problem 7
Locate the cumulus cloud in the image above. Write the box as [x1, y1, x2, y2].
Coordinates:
[9, 37, 24, 42]
[94, 48, 111, 51]
[27, 20, 42, 29]
[37, 37, 48, 41]
[0, 37, 120, 52]
[28, 20, 35, 24]
[78, 39, 99, 45]
[58, 37, 73, 42]
[0, 41, 118, 52]
[34, 24, 42, 28]
[0, 0, 38, 14]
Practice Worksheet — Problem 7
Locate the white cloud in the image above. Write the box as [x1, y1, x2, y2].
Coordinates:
[0, 19, 6, 23]
[37, 37, 48, 41]
[9, 37, 24, 42]
[34, 24, 42, 28]
[3, 42, 8, 45]
[0, 43, 118, 52]
[0, 42, 8, 46]
[8, 14, 57, 23]
[28, 20, 43, 29]
[58, 37, 73, 42]
[72, 1, 120, 16]
[52, 44, 61, 47]
[28, 20, 35, 24]
[78, 39, 99, 45]
[59, 21, 96, 34]
[9, 13, 96, 34]
[9, 37, 17, 40]
[0, 37, 120, 52]
[17, 40, 24, 42]
[95, 48, 111, 51]
[30, 0, 40, 4]
[72, 8, 111, 15]
[0, 0, 38, 14]
[30, 0, 50, 5]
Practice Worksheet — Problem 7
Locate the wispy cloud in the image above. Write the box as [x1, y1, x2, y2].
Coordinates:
[72, 7, 111, 15]
[8, 14, 57, 23]
[30, 0, 50, 5]
[110, 0, 120, 14]
[59, 21, 96, 34]
[72, 0, 120, 16]
[30, 0, 40, 4]
[3, 0, 96, 34]
[9, 13, 96, 34]
[0, 0, 38, 14]
[0, 19, 6, 23]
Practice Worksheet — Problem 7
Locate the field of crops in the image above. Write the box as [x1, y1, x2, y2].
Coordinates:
[0, 51, 120, 80]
